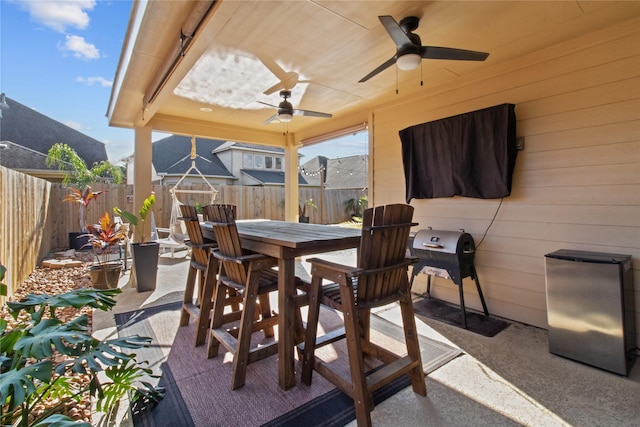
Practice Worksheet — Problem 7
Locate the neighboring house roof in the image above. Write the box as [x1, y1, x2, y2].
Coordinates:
[300, 155, 368, 189]
[325, 155, 368, 189]
[0, 96, 108, 169]
[152, 135, 233, 178]
[0, 141, 68, 180]
[241, 169, 308, 186]
[299, 156, 328, 186]
[213, 141, 285, 154]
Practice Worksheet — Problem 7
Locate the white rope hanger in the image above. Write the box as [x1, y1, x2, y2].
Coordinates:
[171, 136, 218, 204]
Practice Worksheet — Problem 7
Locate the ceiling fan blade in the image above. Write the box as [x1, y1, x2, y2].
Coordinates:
[257, 54, 288, 81]
[293, 109, 332, 118]
[379, 15, 412, 48]
[263, 82, 285, 96]
[263, 113, 280, 124]
[257, 100, 279, 108]
[421, 46, 489, 61]
[359, 56, 397, 83]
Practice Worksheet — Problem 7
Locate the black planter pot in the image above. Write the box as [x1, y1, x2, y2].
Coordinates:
[131, 242, 160, 292]
[299, 216, 310, 223]
[69, 232, 90, 251]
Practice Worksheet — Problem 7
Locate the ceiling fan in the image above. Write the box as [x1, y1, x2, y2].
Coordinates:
[257, 90, 332, 124]
[359, 15, 489, 83]
[258, 54, 310, 95]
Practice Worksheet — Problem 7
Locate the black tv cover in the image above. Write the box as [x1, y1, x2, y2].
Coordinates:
[400, 103, 517, 202]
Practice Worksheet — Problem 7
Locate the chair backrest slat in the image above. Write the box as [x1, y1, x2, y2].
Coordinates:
[179, 205, 210, 268]
[356, 204, 415, 306]
[206, 205, 246, 285]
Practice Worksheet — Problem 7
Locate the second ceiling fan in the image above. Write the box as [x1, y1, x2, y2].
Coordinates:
[258, 90, 332, 124]
[360, 15, 489, 82]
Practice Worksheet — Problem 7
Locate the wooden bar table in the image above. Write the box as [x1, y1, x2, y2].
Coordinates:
[201, 220, 361, 390]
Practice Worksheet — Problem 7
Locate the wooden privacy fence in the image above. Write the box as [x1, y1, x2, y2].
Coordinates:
[0, 166, 366, 300]
[1, 166, 52, 305]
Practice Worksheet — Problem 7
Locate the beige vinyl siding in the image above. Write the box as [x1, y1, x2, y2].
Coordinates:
[370, 15, 640, 344]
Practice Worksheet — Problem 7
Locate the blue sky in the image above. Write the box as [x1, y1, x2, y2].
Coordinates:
[0, 0, 367, 163]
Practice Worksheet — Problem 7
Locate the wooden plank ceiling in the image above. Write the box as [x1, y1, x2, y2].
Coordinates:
[107, 0, 640, 145]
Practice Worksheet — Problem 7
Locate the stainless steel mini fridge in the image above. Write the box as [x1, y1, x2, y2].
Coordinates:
[544, 249, 636, 375]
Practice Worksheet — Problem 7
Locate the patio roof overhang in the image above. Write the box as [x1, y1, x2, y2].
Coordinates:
[106, 0, 640, 220]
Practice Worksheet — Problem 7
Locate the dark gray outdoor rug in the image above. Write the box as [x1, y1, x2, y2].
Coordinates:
[413, 298, 510, 337]
[115, 301, 462, 427]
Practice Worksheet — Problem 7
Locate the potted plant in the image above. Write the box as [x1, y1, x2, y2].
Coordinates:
[84, 212, 127, 289]
[63, 186, 107, 250]
[299, 198, 317, 223]
[114, 194, 159, 292]
[345, 194, 368, 221]
[0, 284, 163, 426]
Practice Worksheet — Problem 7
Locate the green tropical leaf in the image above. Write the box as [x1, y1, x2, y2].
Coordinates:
[0, 360, 53, 410]
[37, 374, 81, 404]
[114, 193, 155, 242]
[1, 327, 27, 359]
[96, 360, 147, 413]
[57, 335, 150, 375]
[7, 288, 119, 315]
[13, 317, 92, 359]
[33, 413, 90, 427]
[0, 263, 6, 297]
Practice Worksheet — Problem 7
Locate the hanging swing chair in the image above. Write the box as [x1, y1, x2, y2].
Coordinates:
[170, 135, 218, 208]
[152, 136, 218, 257]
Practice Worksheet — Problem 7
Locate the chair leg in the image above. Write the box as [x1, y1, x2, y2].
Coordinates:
[180, 265, 198, 327]
[230, 272, 261, 390]
[301, 275, 323, 385]
[339, 283, 372, 427]
[257, 293, 274, 338]
[194, 257, 217, 346]
[398, 291, 427, 397]
[206, 277, 228, 359]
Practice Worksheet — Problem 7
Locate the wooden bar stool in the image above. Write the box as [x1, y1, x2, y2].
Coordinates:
[301, 204, 426, 427]
[205, 204, 307, 390]
[178, 204, 218, 346]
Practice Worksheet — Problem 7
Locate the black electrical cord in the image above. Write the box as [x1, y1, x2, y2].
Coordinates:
[475, 197, 504, 249]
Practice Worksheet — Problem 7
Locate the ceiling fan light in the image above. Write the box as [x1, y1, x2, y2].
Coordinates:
[279, 113, 293, 123]
[396, 53, 421, 71]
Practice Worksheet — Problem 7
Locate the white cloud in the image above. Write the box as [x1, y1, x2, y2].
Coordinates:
[60, 35, 100, 60]
[15, 0, 96, 33]
[76, 76, 112, 87]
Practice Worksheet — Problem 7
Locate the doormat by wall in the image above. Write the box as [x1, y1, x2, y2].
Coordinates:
[413, 298, 509, 337]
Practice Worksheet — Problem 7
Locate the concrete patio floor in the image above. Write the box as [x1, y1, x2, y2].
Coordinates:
[93, 250, 640, 427]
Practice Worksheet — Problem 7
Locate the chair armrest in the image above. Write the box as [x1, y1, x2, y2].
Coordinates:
[306, 257, 362, 282]
[156, 227, 171, 237]
[212, 250, 274, 266]
[308, 257, 416, 284]
[185, 241, 216, 250]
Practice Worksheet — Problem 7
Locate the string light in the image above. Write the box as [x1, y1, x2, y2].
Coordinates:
[300, 156, 367, 177]
[299, 165, 325, 177]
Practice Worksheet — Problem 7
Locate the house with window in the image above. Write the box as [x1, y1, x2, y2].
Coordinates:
[124, 134, 308, 187]
[214, 141, 309, 186]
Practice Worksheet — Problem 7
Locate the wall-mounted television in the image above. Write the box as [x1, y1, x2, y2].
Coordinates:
[400, 103, 517, 202]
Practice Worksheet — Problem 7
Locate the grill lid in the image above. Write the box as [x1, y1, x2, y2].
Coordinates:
[413, 228, 471, 255]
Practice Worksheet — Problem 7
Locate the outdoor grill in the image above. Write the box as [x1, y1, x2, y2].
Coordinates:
[409, 227, 489, 328]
